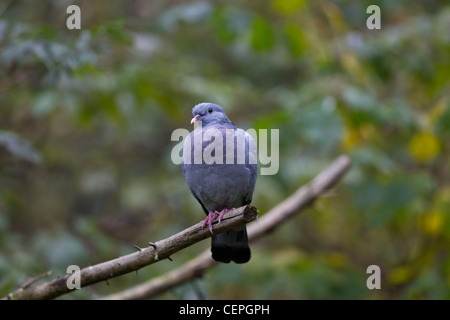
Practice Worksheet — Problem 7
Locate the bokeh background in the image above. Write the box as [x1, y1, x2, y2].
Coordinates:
[0, 0, 449, 299]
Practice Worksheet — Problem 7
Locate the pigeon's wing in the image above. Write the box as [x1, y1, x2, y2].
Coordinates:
[214, 129, 255, 263]
[183, 165, 209, 215]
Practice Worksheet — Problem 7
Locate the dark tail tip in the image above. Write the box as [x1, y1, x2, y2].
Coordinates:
[211, 228, 251, 264]
[211, 245, 251, 264]
[231, 247, 251, 264]
[211, 245, 232, 264]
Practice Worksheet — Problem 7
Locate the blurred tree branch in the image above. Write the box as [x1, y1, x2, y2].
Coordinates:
[4, 155, 350, 300]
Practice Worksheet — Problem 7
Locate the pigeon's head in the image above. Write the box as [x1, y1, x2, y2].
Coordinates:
[190, 103, 231, 127]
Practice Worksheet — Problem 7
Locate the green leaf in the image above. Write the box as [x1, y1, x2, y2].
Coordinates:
[250, 16, 274, 51]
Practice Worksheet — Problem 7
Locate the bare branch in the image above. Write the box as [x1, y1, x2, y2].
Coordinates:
[102, 155, 351, 300]
[4, 155, 350, 300]
[3, 205, 258, 300]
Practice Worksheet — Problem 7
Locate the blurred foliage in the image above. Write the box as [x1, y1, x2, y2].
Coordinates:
[0, 0, 449, 299]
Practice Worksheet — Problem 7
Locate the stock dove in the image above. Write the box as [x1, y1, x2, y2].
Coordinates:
[182, 103, 257, 263]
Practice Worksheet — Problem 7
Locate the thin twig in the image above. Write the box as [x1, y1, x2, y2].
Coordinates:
[20, 270, 53, 290]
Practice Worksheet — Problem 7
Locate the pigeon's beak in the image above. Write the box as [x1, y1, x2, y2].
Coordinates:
[191, 115, 201, 124]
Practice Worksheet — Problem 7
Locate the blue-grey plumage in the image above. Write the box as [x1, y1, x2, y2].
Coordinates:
[182, 103, 257, 263]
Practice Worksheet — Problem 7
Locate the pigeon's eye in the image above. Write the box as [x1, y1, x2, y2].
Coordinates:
[208, 108, 213, 114]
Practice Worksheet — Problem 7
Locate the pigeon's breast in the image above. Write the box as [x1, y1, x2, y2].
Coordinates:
[187, 163, 253, 212]
[182, 126, 257, 212]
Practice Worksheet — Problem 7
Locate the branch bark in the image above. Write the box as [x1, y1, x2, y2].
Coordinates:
[3, 205, 258, 300]
[102, 155, 351, 300]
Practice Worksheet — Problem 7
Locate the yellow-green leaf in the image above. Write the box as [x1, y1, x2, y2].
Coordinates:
[408, 132, 440, 163]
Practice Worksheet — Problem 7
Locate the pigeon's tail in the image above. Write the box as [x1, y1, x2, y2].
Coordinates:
[211, 225, 251, 264]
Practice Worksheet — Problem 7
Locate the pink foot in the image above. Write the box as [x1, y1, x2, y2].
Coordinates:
[218, 208, 235, 223]
[202, 211, 219, 233]
[202, 208, 235, 233]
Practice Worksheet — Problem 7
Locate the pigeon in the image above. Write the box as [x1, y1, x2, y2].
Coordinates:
[182, 102, 257, 263]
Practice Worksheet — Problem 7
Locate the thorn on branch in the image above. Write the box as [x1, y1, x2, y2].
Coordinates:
[148, 242, 159, 260]
[133, 244, 143, 252]
[20, 270, 53, 290]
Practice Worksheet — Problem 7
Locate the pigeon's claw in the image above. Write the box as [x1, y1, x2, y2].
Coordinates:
[202, 208, 236, 233]
[202, 211, 219, 234]
[218, 208, 235, 223]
